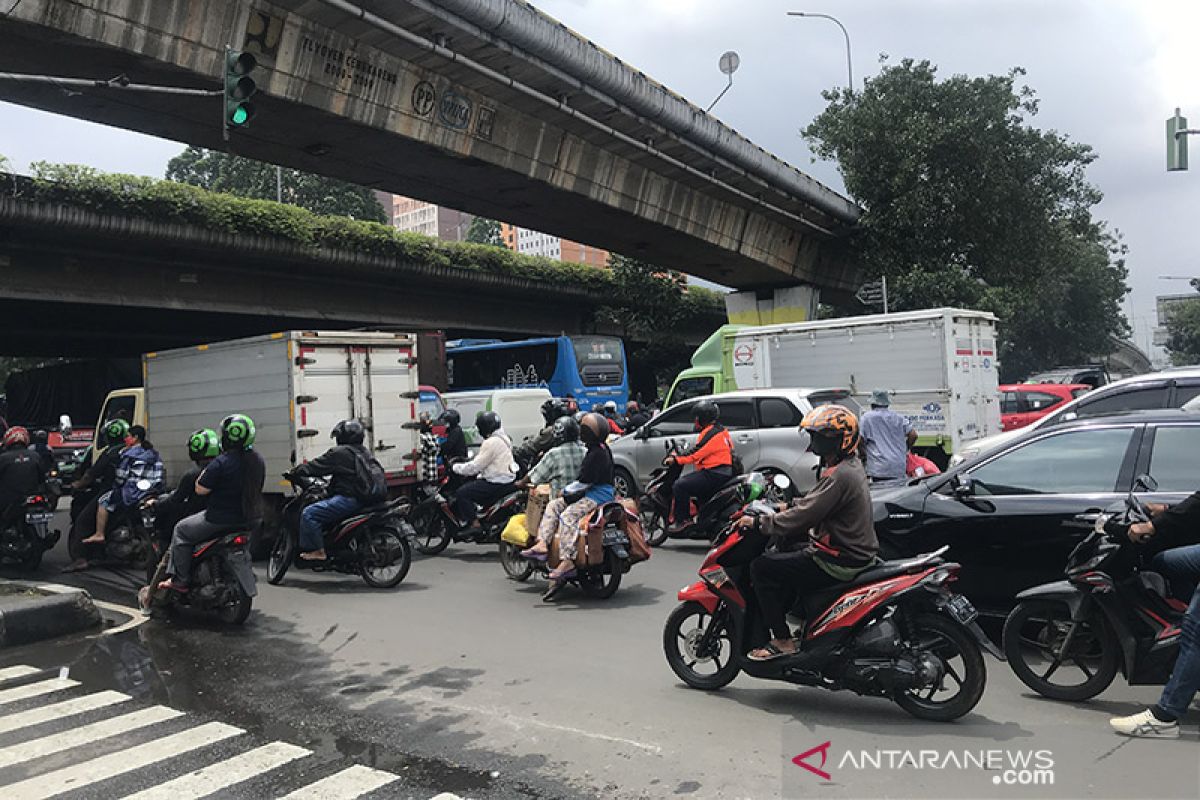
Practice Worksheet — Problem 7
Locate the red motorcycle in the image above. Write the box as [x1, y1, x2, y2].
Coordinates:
[662, 503, 999, 721]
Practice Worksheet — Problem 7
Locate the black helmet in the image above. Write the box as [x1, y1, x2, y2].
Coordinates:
[332, 419, 366, 446]
[32, 429, 49, 445]
[476, 411, 501, 438]
[579, 412, 608, 445]
[692, 400, 720, 427]
[439, 409, 461, 427]
[541, 398, 569, 425]
[552, 415, 580, 444]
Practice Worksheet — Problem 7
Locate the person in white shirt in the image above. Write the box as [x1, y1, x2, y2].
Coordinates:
[451, 411, 516, 531]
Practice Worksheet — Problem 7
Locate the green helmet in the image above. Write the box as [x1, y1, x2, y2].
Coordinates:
[743, 472, 766, 502]
[220, 414, 256, 451]
[103, 418, 131, 446]
[187, 428, 220, 461]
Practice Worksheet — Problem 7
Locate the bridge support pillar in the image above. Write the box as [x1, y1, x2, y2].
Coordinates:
[724, 286, 819, 326]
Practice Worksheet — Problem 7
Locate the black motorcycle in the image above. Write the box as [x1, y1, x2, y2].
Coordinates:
[267, 474, 414, 589]
[143, 526, 257, 625]
[410, 461, 525, 555]
[637, 443, 790, 547]
[1003, 474, 1185, 701]
[69, 480, 159, 570]
[0, 493, 59, 570]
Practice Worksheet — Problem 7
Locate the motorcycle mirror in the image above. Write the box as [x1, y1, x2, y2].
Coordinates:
[135, 478, 152, 491]
[772, 474, 792, 490]
[1134, 473, 1159, 493]
[60, 414, 73, 436]
[951, 473, 975, 497]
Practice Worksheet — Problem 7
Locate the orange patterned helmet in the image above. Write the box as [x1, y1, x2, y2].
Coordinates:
[800, 404, 860, 456]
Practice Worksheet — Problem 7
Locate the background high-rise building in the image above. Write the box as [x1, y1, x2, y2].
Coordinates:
[385, 194, 472, 242]
[500, 223, 608, 267]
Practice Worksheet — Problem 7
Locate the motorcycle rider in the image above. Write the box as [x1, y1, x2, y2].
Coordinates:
[624, 401, 651, 433]
[69, 419, 130, 521]
[666, 401, 735, 534]
[157, 414, 266, 593]
[438, 409, 469, 463]
[520, 413, 615, 601]
[737, 405, 877, 661]
[0, 427, 44, 527]
[450, 411, 516, 533]
[289, 419, 385, 562]
[147, 429, 219, 549]
[601, 401, 625, 436]
[83, 425, 163, 546]
[518, 416, 586, 497]
[512, 398, 569, 470]
[1110, 494, 1200, 737]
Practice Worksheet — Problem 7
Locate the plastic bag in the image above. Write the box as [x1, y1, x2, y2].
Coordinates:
[501, 513, 533, 547]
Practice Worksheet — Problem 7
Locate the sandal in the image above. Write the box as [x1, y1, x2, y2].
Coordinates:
[300, 550, 327, 562]
[156, 578, 189, 594]
[748, 640, 799, 662]
[547, 565, 577, 581]
[520, 548, 548, 561]
[80, 534, 106, 545]
[543, 580, 566, 602]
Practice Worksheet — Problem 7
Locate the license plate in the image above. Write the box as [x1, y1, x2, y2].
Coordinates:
[946, 594, 978, 625]
[25, 512, 54, 525]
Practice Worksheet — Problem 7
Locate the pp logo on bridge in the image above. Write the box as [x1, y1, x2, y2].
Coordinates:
[412, 81, 436, 117]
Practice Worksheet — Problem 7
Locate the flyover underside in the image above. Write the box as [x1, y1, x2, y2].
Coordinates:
[0, 3, 858, 291]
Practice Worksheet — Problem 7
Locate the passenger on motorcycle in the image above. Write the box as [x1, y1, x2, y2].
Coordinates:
[29, 430, 55, 476]
[451, 411, 516, 531]
[602, 401, 625, 436]
[0, 427, 44, 527]
[148, 428, 219, 548]
[520, 412, 615, 600]
[157, 414, 266, 593]
[737, 405, 877, 661]
[624, 401, 651, 433]
[666, 400, 735, 534]
[518, 416, 586, 497]
[418, 412, 441, 486]
[512, 399, 570, 469]
[289, 419, 386, 562]
[1110, 491, 1200, 737]
[69, 419, 129, 518]
[83, 425, 163, 546]
[438, 409, 469, 463]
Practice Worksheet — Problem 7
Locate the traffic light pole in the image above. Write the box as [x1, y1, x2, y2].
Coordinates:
[1168, 108, 1199, 171]
[0, 72, 221, 97]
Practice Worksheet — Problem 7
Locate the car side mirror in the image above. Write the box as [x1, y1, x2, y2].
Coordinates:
[60, 414, 73, 437]
[1134, 473, 1159, 493]
[951, 473, 975, 498]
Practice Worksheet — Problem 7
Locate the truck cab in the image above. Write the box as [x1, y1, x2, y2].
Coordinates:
[664, 324, 743, 407]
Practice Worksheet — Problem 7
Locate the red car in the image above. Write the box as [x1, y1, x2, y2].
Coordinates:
[999, 383, 1091, 431]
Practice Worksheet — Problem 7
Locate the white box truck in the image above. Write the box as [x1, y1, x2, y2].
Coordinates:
[92, 330, 423, 548]
[666, 308, 1001, 460]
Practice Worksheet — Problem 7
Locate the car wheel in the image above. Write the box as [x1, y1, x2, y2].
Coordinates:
[613, 468, 637, 499]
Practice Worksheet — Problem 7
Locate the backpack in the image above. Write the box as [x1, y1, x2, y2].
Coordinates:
[350, 447, 388, 502]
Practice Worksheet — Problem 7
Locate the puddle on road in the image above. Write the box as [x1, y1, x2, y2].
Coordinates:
[0, 618, 552, 798]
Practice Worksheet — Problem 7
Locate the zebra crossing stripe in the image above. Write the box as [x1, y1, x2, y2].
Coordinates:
[0, 690, 130, 735]
[0, 705, 182, 769]
[278, 764, 400, 799]
[118, 741, 310, 800]
[2, 720, 243, 800]
[0, 678, 77, 707]
[0, 665, 40, 682]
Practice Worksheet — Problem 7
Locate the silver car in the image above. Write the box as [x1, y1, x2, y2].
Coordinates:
[610, 388, 861, 499]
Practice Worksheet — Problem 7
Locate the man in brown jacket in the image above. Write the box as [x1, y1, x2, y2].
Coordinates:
[739, 405, 879, 661]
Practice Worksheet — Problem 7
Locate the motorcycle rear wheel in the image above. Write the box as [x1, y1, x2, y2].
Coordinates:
[1002, 599, 1119, 701]
[578, 548, 623, 599]
[663, 601, 739, 690]
[267, 530, 297, 585]
[360, 528, 412, 588]
[894, 613, 986, 721]
[499, 541, 534, 582]
[216, 588, 253, 625]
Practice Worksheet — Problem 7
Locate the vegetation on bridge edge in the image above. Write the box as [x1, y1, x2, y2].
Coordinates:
[9, 162, 724, 318]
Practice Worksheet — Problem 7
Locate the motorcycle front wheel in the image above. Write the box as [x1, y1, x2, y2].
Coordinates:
[1003, 599, 1119, 701]
[640, 504, 668, 548]
[894, 613, 986, 721]
[267, 530, 297, 585]
[499, 541, 534, 581]
[663, 601, 739, 690]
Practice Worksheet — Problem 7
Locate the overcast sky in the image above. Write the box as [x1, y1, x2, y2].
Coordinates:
[1, 0, 1197, 358]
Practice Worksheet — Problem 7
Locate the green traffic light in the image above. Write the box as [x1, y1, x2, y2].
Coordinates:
[231, 106, 249, 125]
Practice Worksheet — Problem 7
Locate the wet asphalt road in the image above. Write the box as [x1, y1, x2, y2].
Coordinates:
[1, 509, 1197, 799]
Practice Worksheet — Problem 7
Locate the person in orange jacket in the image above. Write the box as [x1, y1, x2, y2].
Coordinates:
[666, 400, 734, 533]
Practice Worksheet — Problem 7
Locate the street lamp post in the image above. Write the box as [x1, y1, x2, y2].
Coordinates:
[786, 11, 855, 91]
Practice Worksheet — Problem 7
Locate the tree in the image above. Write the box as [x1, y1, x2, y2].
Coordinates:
[465, 216, 503, 246]
[1164, 294, 1200, 366]
[165, 146, 386, 222]
[803, 59, 1129, 381]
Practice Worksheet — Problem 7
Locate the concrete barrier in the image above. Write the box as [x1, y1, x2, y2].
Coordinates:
[0, 581, 102, 648]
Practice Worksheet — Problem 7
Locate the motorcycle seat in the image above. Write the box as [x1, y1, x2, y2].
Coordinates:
[191, 527, 251, 555]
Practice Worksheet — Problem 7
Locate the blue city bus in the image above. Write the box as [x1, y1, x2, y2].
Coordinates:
[445, 335, 629, 411]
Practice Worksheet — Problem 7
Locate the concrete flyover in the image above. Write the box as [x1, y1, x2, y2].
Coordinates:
[0, 0, 861, 303]
[0, 192, 719, 356]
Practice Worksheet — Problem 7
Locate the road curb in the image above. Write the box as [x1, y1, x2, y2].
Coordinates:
[0, 580, 102, 648]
